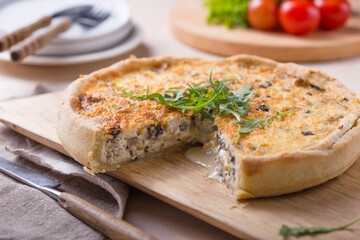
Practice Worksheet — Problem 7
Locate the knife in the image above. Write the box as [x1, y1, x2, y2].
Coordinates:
[0, 5, 92, 52]
[0, 156, 156, 240]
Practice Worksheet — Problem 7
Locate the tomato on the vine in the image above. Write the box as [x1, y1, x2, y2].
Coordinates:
[247, 0, 278, 31]
[313, 0, 351, 30]
[278, 0, 321, 35]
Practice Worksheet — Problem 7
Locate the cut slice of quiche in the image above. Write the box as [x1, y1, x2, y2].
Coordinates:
[57, 55, 360, 199]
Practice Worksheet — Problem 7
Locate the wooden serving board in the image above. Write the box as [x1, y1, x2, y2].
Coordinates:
[1, 92, 360, 239]
[170, 0, 360, 62]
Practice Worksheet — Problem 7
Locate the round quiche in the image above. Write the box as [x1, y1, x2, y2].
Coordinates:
[57, 55, 360, 199]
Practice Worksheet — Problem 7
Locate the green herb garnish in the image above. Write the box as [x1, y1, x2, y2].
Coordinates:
[204, 0, 249, 28]
[116, 72, 293, 140]
[280, 215, 360, 237]
[237, 111, 294, 134]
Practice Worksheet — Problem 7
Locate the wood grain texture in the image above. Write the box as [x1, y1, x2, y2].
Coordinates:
[10, 17, 71, 62]
[0, 16, 51, 52]
[58, 192, 156, 240]
[170, 0, 360, 62]
[1, 92, 360, 239]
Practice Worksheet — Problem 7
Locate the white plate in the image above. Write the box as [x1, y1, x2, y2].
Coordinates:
[0, 25, 142, 66]
[0, 0, 133, 56]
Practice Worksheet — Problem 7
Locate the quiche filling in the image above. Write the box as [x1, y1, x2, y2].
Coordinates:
[74, 58, 359, 198]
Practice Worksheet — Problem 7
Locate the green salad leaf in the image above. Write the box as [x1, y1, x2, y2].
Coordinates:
[204, 0, 249, 28]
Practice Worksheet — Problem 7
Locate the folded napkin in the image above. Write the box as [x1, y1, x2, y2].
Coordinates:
[0, 84, 130, 240]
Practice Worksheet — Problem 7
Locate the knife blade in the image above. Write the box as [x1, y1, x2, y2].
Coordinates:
[0, 156, 156, 240]
[0, 156, 61, 199]
[0, 4, 92, 52]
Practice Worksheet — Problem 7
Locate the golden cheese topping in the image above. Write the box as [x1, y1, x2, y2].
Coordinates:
[76, 59, 359, 156]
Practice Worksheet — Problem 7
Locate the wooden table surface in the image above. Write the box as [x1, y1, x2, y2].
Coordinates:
[0, 0, 360, 239]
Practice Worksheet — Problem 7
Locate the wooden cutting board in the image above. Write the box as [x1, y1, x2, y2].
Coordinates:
[170, 0, 360, 62]
[1, 92, 360, 239]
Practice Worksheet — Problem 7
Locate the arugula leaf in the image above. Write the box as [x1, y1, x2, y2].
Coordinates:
[236, 111, 294, 134]
[280, 215, 360, 237]
[115, 72, 293, 139]
[204, 0, 249, 28]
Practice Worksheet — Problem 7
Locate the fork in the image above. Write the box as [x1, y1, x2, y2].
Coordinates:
[78, 0, 112, 28]
[10, 1, 111, 62]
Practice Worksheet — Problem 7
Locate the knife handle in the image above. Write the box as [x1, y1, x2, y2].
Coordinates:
[0, 16, 51, 52]
[10, 17, 72, 62]
[58, 192, 156, 240]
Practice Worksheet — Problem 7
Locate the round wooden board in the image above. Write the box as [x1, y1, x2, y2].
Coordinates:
[170, 0, 360, 62]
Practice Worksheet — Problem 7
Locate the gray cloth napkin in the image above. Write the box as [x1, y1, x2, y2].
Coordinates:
[0, 84, 130, 240]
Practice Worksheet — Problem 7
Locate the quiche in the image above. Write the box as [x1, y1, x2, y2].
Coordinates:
[57, 55, 360, 199]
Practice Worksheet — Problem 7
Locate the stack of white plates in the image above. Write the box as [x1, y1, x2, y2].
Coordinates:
[0, 0, 142, 65]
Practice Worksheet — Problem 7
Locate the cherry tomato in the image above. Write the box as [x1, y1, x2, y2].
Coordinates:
[278, 0, 321, 35]
[247, 0, 278, 31]
[313, 0, 351, 30]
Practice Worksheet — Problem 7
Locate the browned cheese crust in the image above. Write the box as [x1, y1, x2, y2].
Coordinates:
[57, 55, 360, 199]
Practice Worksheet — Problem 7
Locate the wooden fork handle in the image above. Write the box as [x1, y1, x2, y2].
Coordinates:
[58, 192, 157, 240]
[10, 17, 72, 62]
[0, 16, 51, 52]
